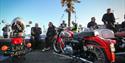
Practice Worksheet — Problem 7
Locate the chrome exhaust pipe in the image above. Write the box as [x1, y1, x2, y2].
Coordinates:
[115, 52, 125, 55]
[72, 56, 93, 63]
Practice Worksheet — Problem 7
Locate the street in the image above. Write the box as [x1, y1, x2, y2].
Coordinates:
[22, 50, 72, 63]
[1, 50, 125, 63]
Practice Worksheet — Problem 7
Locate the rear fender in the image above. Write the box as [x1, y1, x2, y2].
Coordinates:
[85, 36, 114, 62]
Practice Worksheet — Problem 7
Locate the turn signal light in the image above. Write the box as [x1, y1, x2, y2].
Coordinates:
[111, 52, 115, 62]
[1, 45, 8, 51]
[27, 43, 32, 48]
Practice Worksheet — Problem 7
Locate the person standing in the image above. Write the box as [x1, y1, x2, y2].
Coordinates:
[42, 22, 56, 51]
[2, 24, 10, 38]
[78, 24, 83, 32]
[87, 17, 98, 30]
[60, 20, 67, 28]
[120, 15, 125, 31]
[31, 23, 42, 49]
[121, 15, 125, 28]
[102, 8, 116, 32]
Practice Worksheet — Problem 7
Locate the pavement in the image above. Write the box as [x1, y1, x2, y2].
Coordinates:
[0, 50, 125, 63]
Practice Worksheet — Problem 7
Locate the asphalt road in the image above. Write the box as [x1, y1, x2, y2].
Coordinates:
[1, 50, 125, 63]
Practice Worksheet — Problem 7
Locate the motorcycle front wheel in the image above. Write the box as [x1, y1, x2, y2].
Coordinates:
[53, 39, 64, 53]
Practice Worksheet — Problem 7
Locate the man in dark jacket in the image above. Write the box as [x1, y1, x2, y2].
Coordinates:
[60, 20, 67, 28]
[2, 25, 10, 38]
[42, 22, 56, 51]
[87, 17, 98, 30]
[31, 23, 42, 49]
[102, 8, 116, 32]
[121, 15, 125, 28]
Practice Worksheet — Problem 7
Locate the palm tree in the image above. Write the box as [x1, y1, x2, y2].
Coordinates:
[61, 0, 80, 27]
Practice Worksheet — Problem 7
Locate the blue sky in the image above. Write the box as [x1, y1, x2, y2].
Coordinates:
[0, 0, 125, 35]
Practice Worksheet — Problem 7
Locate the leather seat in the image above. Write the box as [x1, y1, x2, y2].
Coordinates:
[73, 32, 95, 40]
[79, 32, 95, 37]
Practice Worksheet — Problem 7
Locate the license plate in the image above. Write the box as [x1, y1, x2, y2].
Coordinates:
[11, 45, 25, 55]
[12, 50, 25, 56]
[12, 45, 24, 51]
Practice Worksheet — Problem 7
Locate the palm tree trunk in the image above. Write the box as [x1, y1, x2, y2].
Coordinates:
[68, 11, 71, 27]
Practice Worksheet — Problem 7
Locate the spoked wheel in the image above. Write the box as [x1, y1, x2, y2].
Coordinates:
[53, 39, 64, 53]
[83, 45, 108, 63]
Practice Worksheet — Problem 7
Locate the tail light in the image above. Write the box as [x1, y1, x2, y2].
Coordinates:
[110, 43, 115, 52]
[12, 38, 23, 45]
[12, 39, 18, 44]
[27, 43, 32, 48]
[1, 45, 8, 51]
[105, 39, 116, 62]
[110, 43, 116, 62]
[111, 52, 115, 62]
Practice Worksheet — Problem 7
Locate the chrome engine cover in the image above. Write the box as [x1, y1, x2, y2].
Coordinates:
[120, 38, 125, 48]
[64, 45, 73, 55]
[122, 38, 125, 43]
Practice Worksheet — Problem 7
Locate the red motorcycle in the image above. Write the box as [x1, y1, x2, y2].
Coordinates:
[53, 28, 116, 63]
[0, 17, 32, 62]
[91, 29, 125, 62]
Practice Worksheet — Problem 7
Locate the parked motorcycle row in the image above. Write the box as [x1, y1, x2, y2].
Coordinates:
[53, 27, 125, 63]
[0, 19, 124, 63]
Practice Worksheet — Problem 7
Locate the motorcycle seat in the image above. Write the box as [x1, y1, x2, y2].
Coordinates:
[79, 32, 95, 37]
[73, 32, 95, 40]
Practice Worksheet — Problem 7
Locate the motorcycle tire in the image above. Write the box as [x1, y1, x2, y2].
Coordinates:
[53, 39, 64, 53]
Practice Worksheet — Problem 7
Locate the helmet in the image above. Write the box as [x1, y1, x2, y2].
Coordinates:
[11, 17, 25, 32]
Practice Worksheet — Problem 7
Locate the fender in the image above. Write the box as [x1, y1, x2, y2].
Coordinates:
[84, 36, 114, 62]
[54, 35, 65, 48]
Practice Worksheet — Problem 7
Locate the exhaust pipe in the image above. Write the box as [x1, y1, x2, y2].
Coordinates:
[115, 52, 125, 55]
[72, 56, 93, 63]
